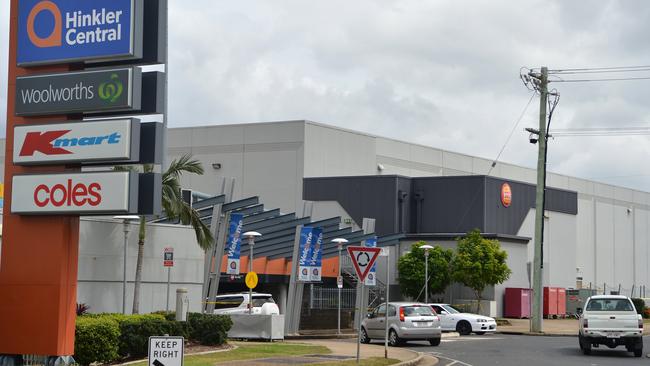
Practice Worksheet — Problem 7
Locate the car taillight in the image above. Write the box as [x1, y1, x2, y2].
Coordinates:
[434, 315, 439, 322]
[639, 319, 643, 329]
[583, 319, 588, 328]
[399, 307, 405, 322]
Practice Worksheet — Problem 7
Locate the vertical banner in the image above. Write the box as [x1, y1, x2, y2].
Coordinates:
[364, 236, 378, 286]
[298, 226, 314, 282]
[225, 213, 244, 275]
[308, 227, 323, 282]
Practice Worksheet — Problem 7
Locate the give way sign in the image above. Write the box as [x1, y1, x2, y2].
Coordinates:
[347, 246, 381, 282]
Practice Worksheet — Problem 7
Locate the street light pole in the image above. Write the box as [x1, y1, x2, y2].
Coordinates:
[114, 215, 139, 314]
[421, 245, 433, 304]
[243, 231, 261, 315]
[332, 238, 349, 335]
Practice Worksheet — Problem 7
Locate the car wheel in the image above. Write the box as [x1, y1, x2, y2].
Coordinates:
[634, 348, 643, 357]
[388, 329, 402, 347]
[456, 320, 472, 336]
[428, 337, 441, 346]
[360, 327, 370, 344]
[580, 335, 591, 355]
[475, 332, 486, 335]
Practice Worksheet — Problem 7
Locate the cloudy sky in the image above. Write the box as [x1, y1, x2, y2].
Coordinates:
[2, 1, 650, 191]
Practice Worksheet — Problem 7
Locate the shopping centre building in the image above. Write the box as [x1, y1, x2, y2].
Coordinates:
[1, 119, 648, 318]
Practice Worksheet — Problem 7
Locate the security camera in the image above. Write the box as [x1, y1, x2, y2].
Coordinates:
[529, 133, 538, 144]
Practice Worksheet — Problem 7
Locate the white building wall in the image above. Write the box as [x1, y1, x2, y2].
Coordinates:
[77, 219, 204, 314]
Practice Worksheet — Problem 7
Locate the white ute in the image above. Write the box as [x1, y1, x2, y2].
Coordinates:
[578, 295, 643, 357]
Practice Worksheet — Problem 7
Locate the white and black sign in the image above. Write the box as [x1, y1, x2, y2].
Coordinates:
[148, 336, 183, 366]
[13, 118, 140, 165]
[11, 171, 138, 215]
[15, 68, 141, 116]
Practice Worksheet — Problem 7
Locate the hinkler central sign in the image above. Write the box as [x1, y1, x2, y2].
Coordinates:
[15, 67, 141, 116]
[12, 171, 138, 215]
[17, 0, 143, 66]
[13, 118, 140, 165]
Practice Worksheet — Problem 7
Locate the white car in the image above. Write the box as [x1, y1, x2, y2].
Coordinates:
[578, 295, 643, 357]
[212, 292, 280, 315]
[430, 303, 497, 335]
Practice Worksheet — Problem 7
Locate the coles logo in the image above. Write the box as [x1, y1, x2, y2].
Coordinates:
[34, 179, 101, 208]
[501, 183, 512, 208]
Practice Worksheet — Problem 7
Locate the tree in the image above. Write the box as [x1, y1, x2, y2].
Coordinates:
[397, 242, 453, 301]
[125, 154, 214, 313]
[450, 229, 511, 313]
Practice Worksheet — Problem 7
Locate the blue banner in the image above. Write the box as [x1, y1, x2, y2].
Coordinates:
[225, 213, 244, 275]
[17, 0, 138, 65]
[308, 227, 324, 282]
[298, 226, 314, 282]
[364, 236, 378, 286]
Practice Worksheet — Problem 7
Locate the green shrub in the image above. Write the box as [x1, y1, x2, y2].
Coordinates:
[118, 315, 171, 358]
[74, 317, 120, 366]
[187, 313, 232, 346]
[631, 298, 647, 317]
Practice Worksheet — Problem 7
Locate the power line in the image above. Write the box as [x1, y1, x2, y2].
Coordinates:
[487, 92, 536, 175]
[548, 68, 650, 75]
[548, 65, 650, 73]
[553, 76, 650, 83]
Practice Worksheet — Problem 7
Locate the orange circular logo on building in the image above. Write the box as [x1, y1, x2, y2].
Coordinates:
[501, 183, 512, 207]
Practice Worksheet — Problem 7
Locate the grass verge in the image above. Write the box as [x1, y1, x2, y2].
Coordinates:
[128, 342, 330, 366]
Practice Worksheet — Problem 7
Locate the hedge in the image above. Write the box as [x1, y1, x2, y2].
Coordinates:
[75, 312, 232, 364]
[74, 317, 120, 366]
[631, 298, 648, 318]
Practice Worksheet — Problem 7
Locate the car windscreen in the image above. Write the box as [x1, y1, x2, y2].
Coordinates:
[441, 305, 461, 314]
[213, 296, 244, 309]
[402, 306, 434, 317]
[252, 296, 275, 307]
[586, 299, 634, 312]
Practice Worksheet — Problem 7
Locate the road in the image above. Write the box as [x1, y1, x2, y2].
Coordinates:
[396, 334, 650, 366]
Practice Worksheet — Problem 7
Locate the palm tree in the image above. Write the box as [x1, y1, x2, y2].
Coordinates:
[126, 154, 214, 314]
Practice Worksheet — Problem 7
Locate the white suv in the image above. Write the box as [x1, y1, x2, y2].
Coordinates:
[212, 292, 280, 315]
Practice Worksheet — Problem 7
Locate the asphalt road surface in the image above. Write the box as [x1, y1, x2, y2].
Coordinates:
[398, 334, 650, 366]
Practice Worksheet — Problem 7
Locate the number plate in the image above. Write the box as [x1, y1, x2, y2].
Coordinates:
[606, 332, 620, 338]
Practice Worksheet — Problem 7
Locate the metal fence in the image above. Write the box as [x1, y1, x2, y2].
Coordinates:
[309, 287, 357, 309]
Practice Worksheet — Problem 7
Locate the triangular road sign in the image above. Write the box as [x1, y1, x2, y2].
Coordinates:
[347, 246, 381, 282]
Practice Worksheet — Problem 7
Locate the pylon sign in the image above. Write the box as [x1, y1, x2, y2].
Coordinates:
[346, 246, 381, 282]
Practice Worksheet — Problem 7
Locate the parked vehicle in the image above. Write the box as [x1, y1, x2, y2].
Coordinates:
[361, 302, 442, 346]
[578, 295, 643, 357]
[212, 292, 280, 315]
[430, 303, 497, 335]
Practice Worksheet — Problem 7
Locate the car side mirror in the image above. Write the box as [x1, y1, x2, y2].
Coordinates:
[576, 308, 582, 315]
[367, 313, 374, 318]
[440, 311, 449, 315]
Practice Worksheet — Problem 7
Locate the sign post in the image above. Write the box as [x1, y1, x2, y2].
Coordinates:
[148, 336, 183, 366]
[164, 247, 173, 311]
[347, 246, 381, 364]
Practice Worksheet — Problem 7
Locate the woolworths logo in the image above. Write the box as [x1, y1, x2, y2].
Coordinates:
[98, 73, 123, 103]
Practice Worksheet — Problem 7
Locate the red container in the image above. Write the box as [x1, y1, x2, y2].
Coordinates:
[504, 288, 532, 318]
[544, 287, 558, 316]
[556, 287, 566, 316]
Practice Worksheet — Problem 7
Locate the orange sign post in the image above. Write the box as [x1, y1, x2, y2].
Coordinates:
[0, 0, 79, 356]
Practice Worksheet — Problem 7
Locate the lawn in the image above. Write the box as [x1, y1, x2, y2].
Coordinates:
[129, 342, 330, 366]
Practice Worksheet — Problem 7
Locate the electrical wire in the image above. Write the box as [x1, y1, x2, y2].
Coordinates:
[487, 92, 536, 175]
[549, 65, 650, 73]
[553, 76, 650, 83]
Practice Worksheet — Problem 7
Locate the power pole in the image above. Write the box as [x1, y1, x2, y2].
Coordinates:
[530, 66, 548, 333]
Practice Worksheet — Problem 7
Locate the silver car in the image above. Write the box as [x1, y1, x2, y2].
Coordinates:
[361, 302, 442, 346]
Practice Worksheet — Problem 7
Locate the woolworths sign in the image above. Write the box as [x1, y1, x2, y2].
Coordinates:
[15, 67, 141, 116]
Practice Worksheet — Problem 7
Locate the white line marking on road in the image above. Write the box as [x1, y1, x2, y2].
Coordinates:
[428, 352, 473, 366]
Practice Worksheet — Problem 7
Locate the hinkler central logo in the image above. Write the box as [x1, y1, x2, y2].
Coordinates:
[27, 0, 125, 49]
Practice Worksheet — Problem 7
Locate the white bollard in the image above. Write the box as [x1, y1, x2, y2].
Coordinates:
[176, 288, 188, 321]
